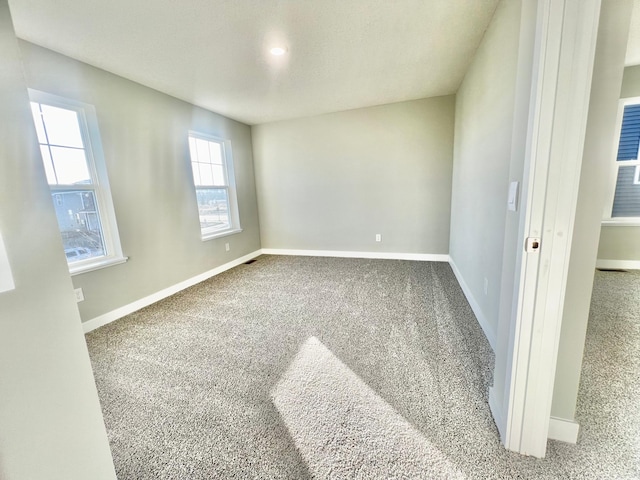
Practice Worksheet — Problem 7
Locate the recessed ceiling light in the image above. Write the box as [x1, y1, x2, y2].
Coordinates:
[269, 46, 287, 56]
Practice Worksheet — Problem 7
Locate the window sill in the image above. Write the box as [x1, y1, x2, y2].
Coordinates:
[69, 256, 128, 276]
[201, 228, 243, 242]
[601, 219, 640, 227]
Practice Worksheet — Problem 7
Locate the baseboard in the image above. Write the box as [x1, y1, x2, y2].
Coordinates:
[547, 416, 580, 444]
[448, 258, 497, 351]
[489, 392, 580, 445]
[596, 259, 640, 270]
[489, 387, 505, 441]
[261, 248, 450, 262]
[82, 249, 262, 333]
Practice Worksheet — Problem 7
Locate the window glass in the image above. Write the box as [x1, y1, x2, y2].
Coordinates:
[198, 162, 214, 186]
[612, 166, 640, 217]
[29, 93, 123, 270]
[609, 102, 640, 219]
[616, 104, 640, 161]
[54, 191, 106, 261]
[208, 142, 223, 164]
[40, 104, 84, 148]
[49, 146, 91, 185]
[188, 133, 239, 238]
[195, 138, 209, 163]
[196, 188, 230, 231]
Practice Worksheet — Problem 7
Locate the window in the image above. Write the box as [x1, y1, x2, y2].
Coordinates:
[610, 100, 640, 217]
[188, 133, 241, 239]
[29, 90, 126, 274]
[604, 98, 640, 223]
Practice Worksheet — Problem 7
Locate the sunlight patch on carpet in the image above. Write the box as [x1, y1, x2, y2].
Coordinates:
[271, 336, 465, 479]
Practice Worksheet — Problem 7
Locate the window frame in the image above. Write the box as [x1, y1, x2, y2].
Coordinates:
[187, 131, 242, 241]
[29, 89, 127, 275]
[602, 96, 640, 227]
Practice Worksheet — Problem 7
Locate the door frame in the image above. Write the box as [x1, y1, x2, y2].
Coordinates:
[500, 0, 602, 458]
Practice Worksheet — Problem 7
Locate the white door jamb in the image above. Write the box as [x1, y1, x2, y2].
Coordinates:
[502, 0, 601, 458]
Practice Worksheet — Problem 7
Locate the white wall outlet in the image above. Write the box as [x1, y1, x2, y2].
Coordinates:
[375, 234, 382, 242]
[74, 287, 84, 303]
[225, 243, 230, 252]
[483, 278, 488, 296]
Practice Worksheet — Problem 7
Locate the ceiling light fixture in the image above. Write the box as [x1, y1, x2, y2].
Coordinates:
[269, 46, 287, 56]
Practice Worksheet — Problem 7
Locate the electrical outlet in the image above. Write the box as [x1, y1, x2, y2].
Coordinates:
[225, 243, 230, 252]
[74, 287, 84, 303]
[375, 234, 382, 242]
[483, 278, 488, 296]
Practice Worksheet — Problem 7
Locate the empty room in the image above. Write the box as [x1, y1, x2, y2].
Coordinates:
[1, 0, 638, 479]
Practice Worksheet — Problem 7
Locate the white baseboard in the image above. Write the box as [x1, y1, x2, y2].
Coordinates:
[82, 250, 262, 333]
[548, 416, 580, 444]
[489, 391, 579, 445]
[448, 258, 497, 351]
[489, 387, 505, 441]
[261, 248, 449, 262]
[596, 259, 640, 270]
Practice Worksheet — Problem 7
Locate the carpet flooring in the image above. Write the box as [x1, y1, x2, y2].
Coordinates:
[85, 256, 639, 479]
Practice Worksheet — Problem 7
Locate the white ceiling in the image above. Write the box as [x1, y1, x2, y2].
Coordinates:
[8, 0, 500, 125]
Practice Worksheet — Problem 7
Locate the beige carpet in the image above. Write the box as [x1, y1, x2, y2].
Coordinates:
[85, 256, 639, 479]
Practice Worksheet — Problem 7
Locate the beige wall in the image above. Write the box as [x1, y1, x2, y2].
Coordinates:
[621, 64, 640, 99]
[0, 2, 116, 478]
[252, 97, 454, 255]
[18, 42, 262, 322]
[597, 65, 640, 263]
[552, 0, 633, 420]
[598, 225, 640, 260]
[449, 0, 522, 345]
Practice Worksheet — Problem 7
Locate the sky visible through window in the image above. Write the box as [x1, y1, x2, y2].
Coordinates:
[188, 135, 231, 234]
[31, 102, 91, 185]
[30, 101, 106, 263]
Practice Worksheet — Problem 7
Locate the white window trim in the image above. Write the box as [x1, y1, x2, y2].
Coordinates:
[602, 96, 640, 226]
[188, 131, 241, 241]
[633, 165, 640, 185]
[29, 89, 127, 275]
[201, 227, 243, 242]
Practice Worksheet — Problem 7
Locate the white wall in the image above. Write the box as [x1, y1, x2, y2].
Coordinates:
[552, 0, 633, 420]
[18, 41, 262, 323]
[449, 0, 523, 347]
[252, 97, 455, 255]
[0, 2, 116, 478]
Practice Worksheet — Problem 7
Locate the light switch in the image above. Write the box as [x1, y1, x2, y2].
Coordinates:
[508, 181, 519, 212]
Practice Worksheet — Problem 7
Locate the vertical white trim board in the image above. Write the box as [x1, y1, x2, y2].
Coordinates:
[548, 417, 580, 444]
[448, 258, 497, 351]
[261, 248, 449, 262]
[503, 0, 601, 458]
[82, 250, 262, 333]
